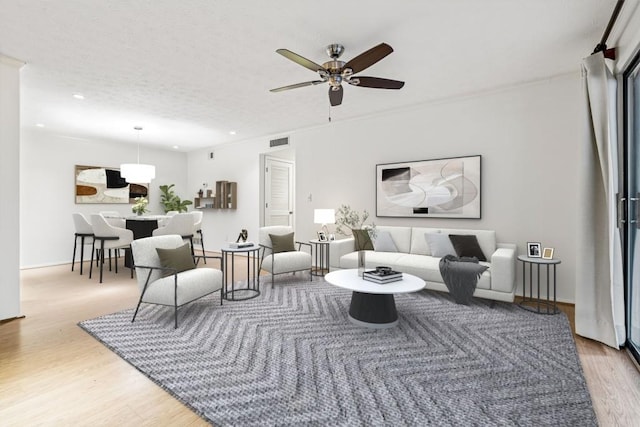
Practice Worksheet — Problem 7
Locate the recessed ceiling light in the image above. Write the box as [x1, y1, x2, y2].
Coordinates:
[172, 145, 179, 150]
[36, 123, 45, 127]
[73, 93, 85, 100]
[229, 131, 237, 135]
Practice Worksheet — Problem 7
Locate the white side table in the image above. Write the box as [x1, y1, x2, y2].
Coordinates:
[221, 245, 261, 301]
[517, 255, 561, 315]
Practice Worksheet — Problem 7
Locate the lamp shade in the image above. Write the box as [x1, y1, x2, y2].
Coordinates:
[314, 208, 335, 225]
[120, 163, 156, 183]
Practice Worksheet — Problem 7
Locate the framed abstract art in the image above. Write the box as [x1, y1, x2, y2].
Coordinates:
[376, 155, 481, 218]
[75, 165, 148, 204]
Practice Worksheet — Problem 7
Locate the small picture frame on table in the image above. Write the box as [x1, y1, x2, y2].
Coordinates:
[317, 231, 327, 241]
[527, 242, 541, 258]
[542, 247, 554, 260]
[328, 234, 336, 241]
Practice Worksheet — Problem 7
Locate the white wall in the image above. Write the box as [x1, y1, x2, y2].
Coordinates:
[20, 130, 188, 267]
[0, 54, 23, 320]
[186, 73, 582, 303]
[187, 139, 271, 249]
[293, 74, 581, 302]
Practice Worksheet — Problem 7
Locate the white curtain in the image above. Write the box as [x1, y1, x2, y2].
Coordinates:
[576, 53, 625, 348]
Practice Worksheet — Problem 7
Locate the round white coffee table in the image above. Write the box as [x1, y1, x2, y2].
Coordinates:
[325, 269, 426, 329]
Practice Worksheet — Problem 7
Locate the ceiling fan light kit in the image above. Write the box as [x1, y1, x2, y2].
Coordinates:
[270, 42, 404, 106]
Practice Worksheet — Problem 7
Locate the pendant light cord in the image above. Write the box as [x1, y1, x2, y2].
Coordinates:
[134, 126, 142, 164]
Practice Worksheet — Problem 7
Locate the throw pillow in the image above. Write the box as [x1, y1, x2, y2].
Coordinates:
[424, 233, 456, 257]
[449, 234, 487, 261]
[156, 243, 196, 277]
[270, 232, 295, 253]
[353, 229, 374, 251]
[373, 230, 398, 252]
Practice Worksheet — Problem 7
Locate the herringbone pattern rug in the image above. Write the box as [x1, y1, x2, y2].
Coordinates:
[79, 276, 596, 426]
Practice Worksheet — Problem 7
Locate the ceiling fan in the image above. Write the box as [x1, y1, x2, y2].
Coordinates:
[270, 42, 404, 106]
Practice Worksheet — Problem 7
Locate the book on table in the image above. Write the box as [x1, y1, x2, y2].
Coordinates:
[228, 241, 255, 249]
[363, 269, 403, 284]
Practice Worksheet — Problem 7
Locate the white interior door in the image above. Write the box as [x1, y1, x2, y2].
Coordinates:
[264, 157, 294, 226]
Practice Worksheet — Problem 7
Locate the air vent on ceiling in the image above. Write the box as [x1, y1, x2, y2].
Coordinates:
[270, 137, 289, 148]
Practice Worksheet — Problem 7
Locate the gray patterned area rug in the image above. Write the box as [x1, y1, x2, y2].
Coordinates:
[79, 276, 597, 426]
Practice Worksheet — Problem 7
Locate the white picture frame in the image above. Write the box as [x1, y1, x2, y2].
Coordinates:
[542, 247, 554, 260]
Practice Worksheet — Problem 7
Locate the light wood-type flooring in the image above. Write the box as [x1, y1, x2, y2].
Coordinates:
[1, 257, 639, 426]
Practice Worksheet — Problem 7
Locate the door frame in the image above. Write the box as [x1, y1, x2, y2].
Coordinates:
[622, 48, 640, 364]
[260, 152, 295, 227]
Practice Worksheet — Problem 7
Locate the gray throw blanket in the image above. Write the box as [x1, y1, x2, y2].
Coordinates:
[439, 255, 489, 305]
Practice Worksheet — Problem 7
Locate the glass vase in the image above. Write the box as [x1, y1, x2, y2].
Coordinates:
[358, 250, 366, 277]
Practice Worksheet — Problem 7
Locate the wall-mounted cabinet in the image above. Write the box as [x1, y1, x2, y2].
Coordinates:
[194, 180, 237, 209]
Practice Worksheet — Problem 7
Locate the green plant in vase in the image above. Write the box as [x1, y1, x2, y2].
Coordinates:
[159, 184, 193, 213]
[132, 196, 149, 215]
[335, 204, 376, 250]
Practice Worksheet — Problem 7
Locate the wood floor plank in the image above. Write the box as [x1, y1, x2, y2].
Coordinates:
[1, 260, 639, 426]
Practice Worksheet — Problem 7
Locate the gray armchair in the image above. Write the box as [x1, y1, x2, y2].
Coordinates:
[130, 235, 223, 328]
[259, 226, 312, 288]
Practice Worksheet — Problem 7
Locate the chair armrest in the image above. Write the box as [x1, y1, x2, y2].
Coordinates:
[490, 243, 516, 293]
[194, 254, 223, 268]
[133, 264, 177, 275]
[329, 238, 355, 269]
[296, 241, 311, 253]
[112, 225, 134, 241]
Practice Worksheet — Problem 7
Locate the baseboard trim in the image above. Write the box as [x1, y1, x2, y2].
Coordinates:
[0, 315, 26, 324]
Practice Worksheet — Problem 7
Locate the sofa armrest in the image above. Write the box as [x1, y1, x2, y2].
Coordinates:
[490, 243, 516, 293]
[329, 238, 355, 269]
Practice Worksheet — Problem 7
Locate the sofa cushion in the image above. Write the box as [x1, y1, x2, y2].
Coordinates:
[409, 227, 440, 255]
[425, 233, 456, 257]
[394, 254, 491, 289]
[376, 226, 412, 253]
[339, 251, 405, 269]
[449, 234, 487, 261]
[373, 230, 398, 252]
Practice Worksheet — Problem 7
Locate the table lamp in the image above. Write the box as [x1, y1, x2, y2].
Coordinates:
[314, 208, 335, 235]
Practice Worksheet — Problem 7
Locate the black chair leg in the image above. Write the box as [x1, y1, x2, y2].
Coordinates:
[89, 241, 95, 279]
[199, 230, 206, 264]
[72, 235, 78, 272]
[99, 240, 105, 283]
[79, 236, 86, 275]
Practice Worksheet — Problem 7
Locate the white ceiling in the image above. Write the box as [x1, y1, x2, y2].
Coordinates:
[0, 0, 620, 151]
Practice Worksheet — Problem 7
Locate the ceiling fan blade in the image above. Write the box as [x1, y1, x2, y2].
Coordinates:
[329, 86, 343, 106]
[350, 76, 405, 89]
[343, 43, 394, 74]
[270, 80, 326, 92]
[276, 49, 325, 72]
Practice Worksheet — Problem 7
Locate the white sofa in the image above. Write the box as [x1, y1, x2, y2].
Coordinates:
[329, 226, 516, 302]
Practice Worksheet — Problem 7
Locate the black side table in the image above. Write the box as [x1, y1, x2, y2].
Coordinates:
[517, 255, 561, 315]
[221, 245, 260, 301]
[309, 239, 330, 276]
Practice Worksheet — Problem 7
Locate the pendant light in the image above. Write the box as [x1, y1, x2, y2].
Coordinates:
[120, 126, 156, 183]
